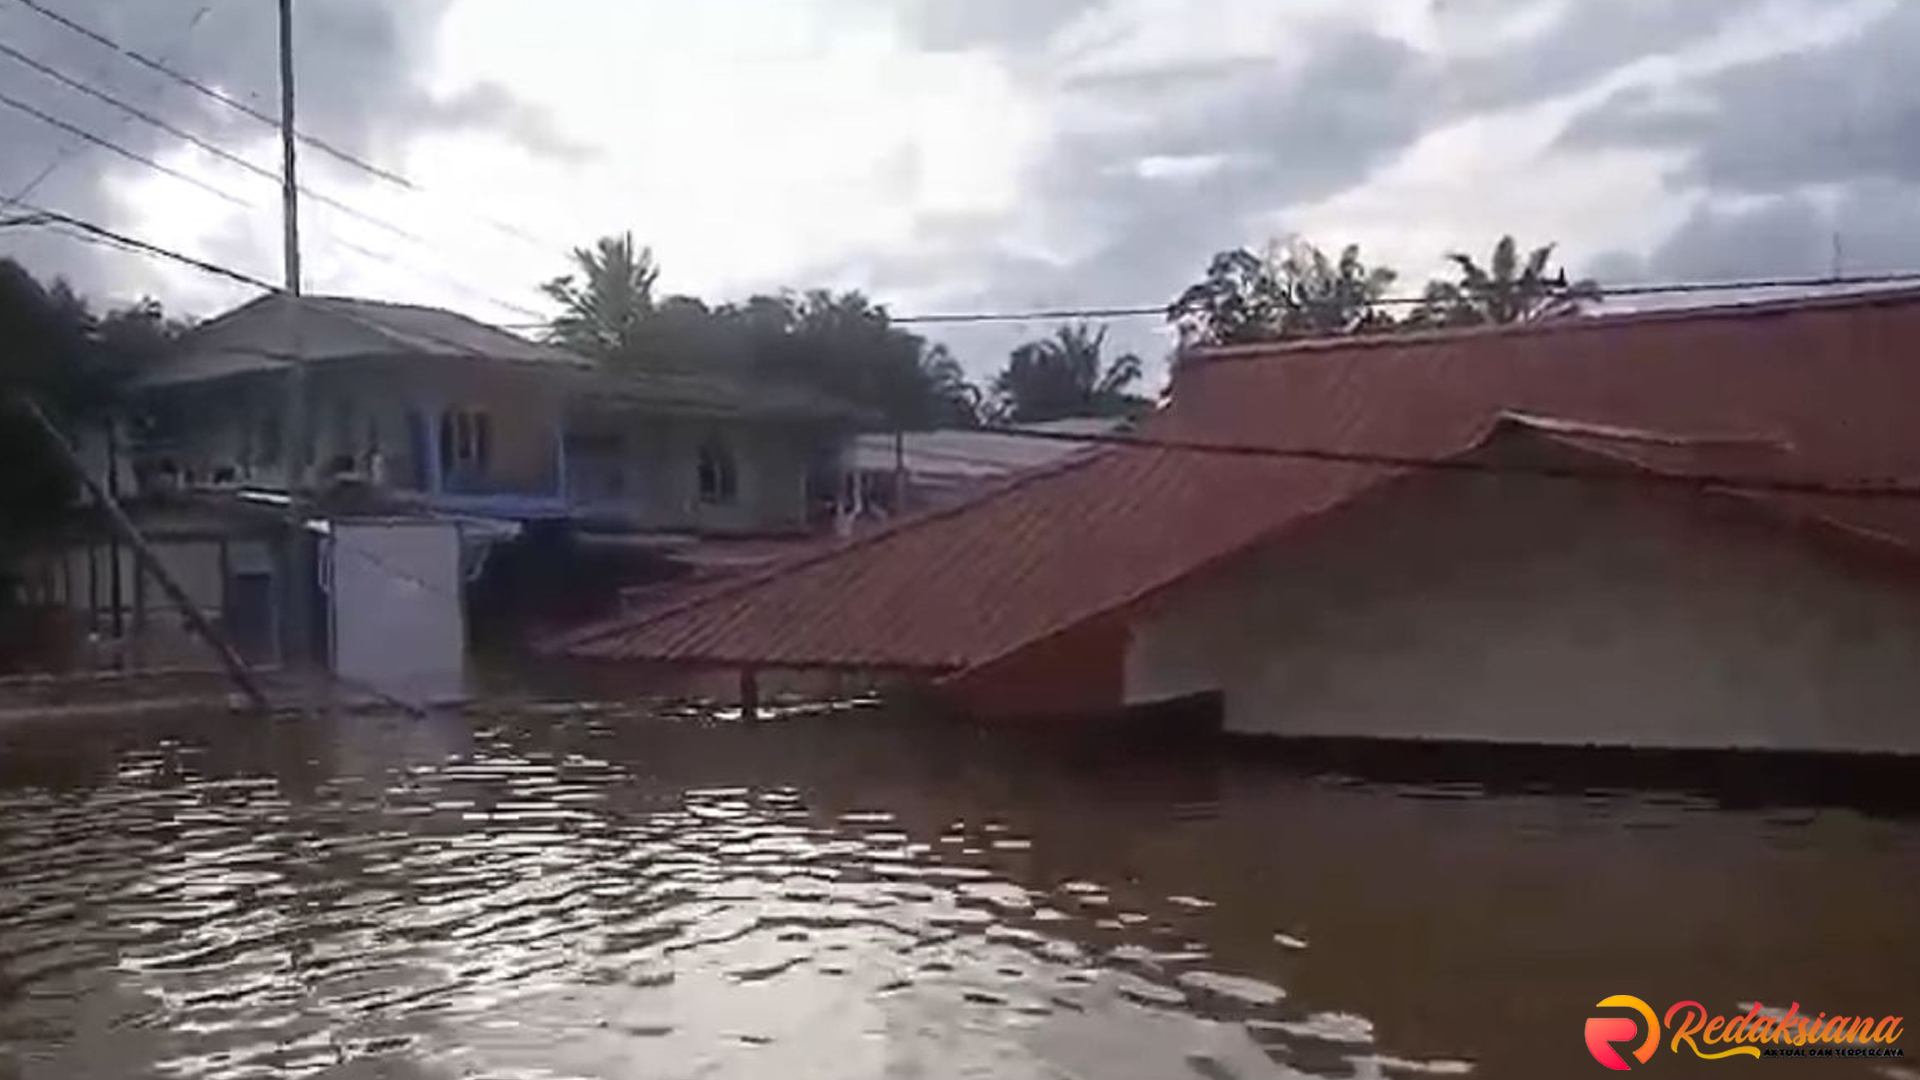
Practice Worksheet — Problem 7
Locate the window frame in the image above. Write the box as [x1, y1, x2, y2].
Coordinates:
[696, 435, 739, 506]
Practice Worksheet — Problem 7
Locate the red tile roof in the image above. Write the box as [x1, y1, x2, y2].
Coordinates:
[552, 288, 1920, 670]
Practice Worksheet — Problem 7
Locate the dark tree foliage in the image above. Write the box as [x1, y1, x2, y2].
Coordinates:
[0, 260, 176, 544]
[1409, 235, 1602, 328]
[1168, 240, 1398, 346]
[991, 323, 1148, 424]
[541, 236, 982, 429]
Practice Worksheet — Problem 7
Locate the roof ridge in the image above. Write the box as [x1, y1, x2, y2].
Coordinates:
[1495, 410, 1795, 450]
[1188, 285, 1920, 366]
[544, 442, 1133, 655]
[172, 291, 282, 344]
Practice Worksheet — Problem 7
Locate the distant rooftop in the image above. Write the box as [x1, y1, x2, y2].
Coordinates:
[581, 366, 870, 423]
[139, 294, 591, 388]
[848, 418, 1129, 482]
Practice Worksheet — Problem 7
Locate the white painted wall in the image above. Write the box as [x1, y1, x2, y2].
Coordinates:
[328, 521, 466, 705]
[1124, 465, 1920, 754]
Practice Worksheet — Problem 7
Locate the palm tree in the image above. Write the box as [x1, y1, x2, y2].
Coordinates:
[992, 323, 1147, 423]
[916, 343, 985, 428]
[540, 232, 660, 363]
[1414, 236, 1601, 328]
[1168, 239, 1398, 345]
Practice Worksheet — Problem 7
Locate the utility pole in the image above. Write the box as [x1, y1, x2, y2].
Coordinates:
[279, 0, 301, 303]
[277, 0, 313, 672]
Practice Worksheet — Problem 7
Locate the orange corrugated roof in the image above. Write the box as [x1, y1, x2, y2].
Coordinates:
[552, 288, 1920, 670]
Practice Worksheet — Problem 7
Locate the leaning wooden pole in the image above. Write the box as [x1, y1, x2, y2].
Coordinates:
[12, 396, 270, 712]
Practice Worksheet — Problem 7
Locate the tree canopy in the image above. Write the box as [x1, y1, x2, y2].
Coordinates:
[539, 238, 982, 429]
[1168, 239, 1399, 347]
[991, 323, 1148, 424]
[540, 232, 660, 363]
[0, 260, 176, 544]
[1411, 236, 1602, 328]
[1167, 234, 1602, 346]
[540, 230, 1608, 431]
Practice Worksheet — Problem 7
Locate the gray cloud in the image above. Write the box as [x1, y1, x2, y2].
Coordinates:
[0, 0, 571, 298]
[411, 83, 595, 163]
[815, 29, 1442, 378]
[839, 0, 1786, 376]
[1562, 1, 1920, 192]
[1654, 183, 1920, 280]
[893, 0, 1109, 52]
[1437, 0, 1770, 114]
[1581, 179, 1920, 313]
[1557, 1, 1920, 301]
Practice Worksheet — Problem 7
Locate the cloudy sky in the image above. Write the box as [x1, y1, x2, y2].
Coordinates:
[0, 0, 1915, 381]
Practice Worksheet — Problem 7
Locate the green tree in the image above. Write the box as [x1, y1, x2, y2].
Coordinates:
[752, 290, 980, 429]
[1169, 238, 1399, 346]
[539, 236, 984, 427]
[540, 232, 660, 363]
[0, 260, 174, 547]
[1413, 235, 1601, 327]
[991, 323, 1147, 423]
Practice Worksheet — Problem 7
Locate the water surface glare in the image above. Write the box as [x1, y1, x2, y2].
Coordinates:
[0, 707, 1914, 1079]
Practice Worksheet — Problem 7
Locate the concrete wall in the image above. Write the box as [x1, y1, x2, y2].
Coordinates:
[1123, 461, 1920, 754]
[139, 360, 569, 497]
[569, 415, 825, 535]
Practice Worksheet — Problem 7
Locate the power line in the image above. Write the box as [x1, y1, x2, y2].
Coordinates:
[5, 0, 561, 257]
[0, 38, 548, 320]
[14, 203, 1920, 504]
[1, 205, 554, 367]
[3, 204, 274, 289]
[0, 38, 284, 181]
[975, 423, 1920, 501]
[888, 272, 1920, 325]
[507, 272, 1920, 331]
[7, 0, 403, 185]
[0, 0, 217, 213]
[0, 86, 249, 209]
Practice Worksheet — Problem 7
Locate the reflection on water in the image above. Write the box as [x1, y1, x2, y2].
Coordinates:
[0, 706, 1914, 1079]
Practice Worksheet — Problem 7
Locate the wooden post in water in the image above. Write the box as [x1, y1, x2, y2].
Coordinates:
[739, 667, 760, 721]
[131, 547, 148, 669]
[107, 420, 124, 639]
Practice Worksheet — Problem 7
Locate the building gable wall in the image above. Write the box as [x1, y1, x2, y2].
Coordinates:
[1123, 455, 1920, 753]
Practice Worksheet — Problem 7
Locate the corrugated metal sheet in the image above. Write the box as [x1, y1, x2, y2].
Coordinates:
[554, 288, 1920, 670]
[848, 419, 1126, 479]
[580, 368, 863, 421]
[140, 294, 589, 387]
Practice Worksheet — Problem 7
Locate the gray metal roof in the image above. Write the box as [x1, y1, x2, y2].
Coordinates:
[139, 294, 591, 388]
[848, 418, 1126, 480]
[578, 367, 870, 422]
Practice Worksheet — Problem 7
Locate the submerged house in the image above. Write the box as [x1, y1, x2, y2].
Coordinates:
[22, 294, 859, 682]
[135, 294, 856, 535]
[552, 289, 1920, 755]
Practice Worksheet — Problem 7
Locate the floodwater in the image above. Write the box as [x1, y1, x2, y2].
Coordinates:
[0, 704, 1914, 1080]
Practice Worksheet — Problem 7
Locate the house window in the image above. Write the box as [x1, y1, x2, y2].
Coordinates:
[697, 437, 738, 505]
[438, 409, 493, 476]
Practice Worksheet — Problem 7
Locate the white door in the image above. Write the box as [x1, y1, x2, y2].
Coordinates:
[327, 520, 466, 705]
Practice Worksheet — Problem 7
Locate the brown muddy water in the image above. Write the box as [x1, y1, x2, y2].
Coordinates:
[0, 704, 1914, 1080]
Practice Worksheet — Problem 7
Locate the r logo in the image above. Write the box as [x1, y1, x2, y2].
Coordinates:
[1586, 995, 1661, 1070]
